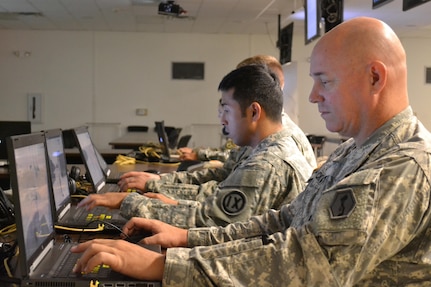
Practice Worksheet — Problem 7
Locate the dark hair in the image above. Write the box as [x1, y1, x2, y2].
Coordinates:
[218, 64, 283, 122]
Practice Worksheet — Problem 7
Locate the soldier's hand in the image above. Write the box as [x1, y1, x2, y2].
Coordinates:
[122, 217, 188, 248]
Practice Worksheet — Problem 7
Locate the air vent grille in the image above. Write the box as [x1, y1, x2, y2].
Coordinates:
[34, 281, 75, 287]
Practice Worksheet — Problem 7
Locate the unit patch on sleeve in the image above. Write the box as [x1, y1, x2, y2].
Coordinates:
[221, 190, 247, 216]
[329, 188, 356, 219]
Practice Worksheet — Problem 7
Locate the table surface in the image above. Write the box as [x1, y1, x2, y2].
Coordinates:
[108, 161, 179, 174]
[109, 131, 159, 149]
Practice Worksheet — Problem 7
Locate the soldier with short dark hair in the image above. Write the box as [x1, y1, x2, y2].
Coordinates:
[77, 64, 314, 229]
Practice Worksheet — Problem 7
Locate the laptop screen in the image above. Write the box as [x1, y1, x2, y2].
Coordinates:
[155, 121, 170, 160]
[45, 129, 70, 215]
[73, 126, 105, 192]
[95, 146, 110, 177]
[7, 133, 55, 267]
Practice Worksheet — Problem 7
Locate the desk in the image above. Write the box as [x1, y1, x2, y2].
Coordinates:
[109, 131, 159, 150]
[64, 148, 134, 164]
[109, 161, 179, 174]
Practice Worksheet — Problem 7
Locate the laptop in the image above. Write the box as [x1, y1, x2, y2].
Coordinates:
[94, 145, 125, 184]
[72, 126, 121, 193]
[7, 132, 161, 287]
[44, 129, 128, 232]
[154, 121, 181, 163]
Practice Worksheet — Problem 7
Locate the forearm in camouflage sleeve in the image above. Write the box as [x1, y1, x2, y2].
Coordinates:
[120, 192, 201, 228]
[197, 148, 230, 162]
[164, 228, 338, 286]
[146, 168, 230, 193]
[186, 207, 291, 247]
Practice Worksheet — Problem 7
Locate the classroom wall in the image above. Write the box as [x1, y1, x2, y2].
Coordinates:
[1, 29, 431, 152]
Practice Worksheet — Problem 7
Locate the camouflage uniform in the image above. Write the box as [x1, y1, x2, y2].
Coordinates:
[146, 113, 315, 191]
[194, 138, 238, 162]
[149, 146, 252, 189]
[119, 127, 315, 228]
[162, 107, 431, 286]
[192, 113, 316, 167]
[282, 112, 317, 169]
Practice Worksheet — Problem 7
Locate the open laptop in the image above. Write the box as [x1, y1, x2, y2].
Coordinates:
[94, 145, 126, 184]
[44, 129, 128, 232]
[7, 132, 161, 287]
[72, 126, 121, 193]
[154, 121, 181, 163]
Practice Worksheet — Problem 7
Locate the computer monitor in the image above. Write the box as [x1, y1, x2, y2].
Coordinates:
[305, 0, 321, 45]
[0, 121, 31, 165]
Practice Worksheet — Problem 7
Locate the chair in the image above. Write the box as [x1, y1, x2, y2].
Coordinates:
[127, 125, 148, 132]
[177, 134, 192, 148]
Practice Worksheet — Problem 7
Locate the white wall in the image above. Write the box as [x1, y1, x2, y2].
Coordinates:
[0, 30, 280, 148]
[402, 38, 431, 129]
[1, 29, 431, 152]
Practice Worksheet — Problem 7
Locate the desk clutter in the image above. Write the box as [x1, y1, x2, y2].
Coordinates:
[115, 144, 180, 164]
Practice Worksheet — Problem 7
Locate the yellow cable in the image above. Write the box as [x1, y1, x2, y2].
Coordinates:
[0, 224, 16, 236]
[71, 194, 88, 199]
[4, 256, 13, 278]
[114, 154, 136, 165]
[138, 146, 161, 158]
[54, 224, 105, 232]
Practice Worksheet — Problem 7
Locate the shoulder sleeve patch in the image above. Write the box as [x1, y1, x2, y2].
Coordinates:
[221, 190, 247, 215]
[329, 188, 356, 219]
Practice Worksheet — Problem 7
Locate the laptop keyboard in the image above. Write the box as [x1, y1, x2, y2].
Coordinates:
[100, 183, 121, 193]
[106, 172, 124, 183]
[73, 206, 113, 223]
[54, 250, 111, 278]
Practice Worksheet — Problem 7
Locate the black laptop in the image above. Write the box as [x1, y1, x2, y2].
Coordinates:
[7, 132, 161, 287]
[154, 121, 181, 163]
[94, 145, 125, 184]
[72, 126, 121, 193]
[44, 129, 128, 232]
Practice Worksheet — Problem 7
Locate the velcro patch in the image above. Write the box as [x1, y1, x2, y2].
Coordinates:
[221, 190, 247, 216]
[329, 188, 356, 219]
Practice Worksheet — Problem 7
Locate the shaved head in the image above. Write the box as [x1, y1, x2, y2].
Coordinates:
[309, 17, 409, 145]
